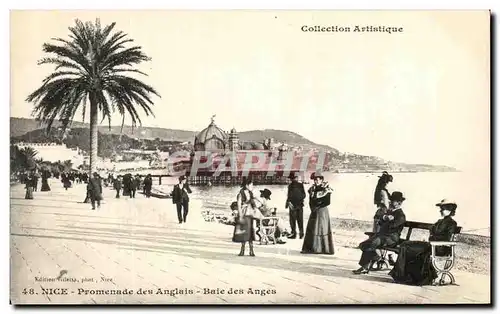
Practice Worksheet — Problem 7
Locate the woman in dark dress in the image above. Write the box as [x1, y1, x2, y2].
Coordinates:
[301, 171, 335, 255]
[40, 170, 51, 192]
[122, 173, 132, 196]
[114, 175, 123, 198]
[373, 172, 392, 233]
[143, 174, 153, 198]
[24, 172, 34, 199]
[389, 199, 458, 286]
[232, 177, 257, 256]
[62, 172, 72, 190]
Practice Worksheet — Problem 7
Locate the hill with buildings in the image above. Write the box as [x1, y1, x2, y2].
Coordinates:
[10, 117, 197, 142]
[10, 117, 457, 173]
[10, 117, 337, 152]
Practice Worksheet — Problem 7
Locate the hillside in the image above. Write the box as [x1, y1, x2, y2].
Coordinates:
[9, 117, 457, 172]
[10, 117, 196, 142]
[238, 129, 337, 153]
[10, 117, 337, 152]
[11, 127, 187, 159]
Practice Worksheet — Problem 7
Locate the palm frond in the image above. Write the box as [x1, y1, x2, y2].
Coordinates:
[27, 18, 160, 141]
[109, 68, 148, 76]
[42, 71, 84, 84]
[37, 57, 83, 72]
[42, 43, 92, 75]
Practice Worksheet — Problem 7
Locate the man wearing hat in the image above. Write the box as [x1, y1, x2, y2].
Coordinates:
[113, 175, 123, 198]
[143, 174, 153, 198]
[256, 189, 275, 216]
[87, 172, 103, 210]
[353, 191, 407, 274]
[285, 172, 306, 239]
[172, 175, 192, 223]
[254, 188, 288, 244]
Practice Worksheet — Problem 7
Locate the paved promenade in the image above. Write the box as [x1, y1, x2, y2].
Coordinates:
[10, 180, 490, 304]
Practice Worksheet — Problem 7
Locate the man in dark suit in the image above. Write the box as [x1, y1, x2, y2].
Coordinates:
[87, 172, 103, 210]
[172, 176, 192, 223]
[285, 172, 306, 239]
[113, 175, 122, 198]
[143, 174, 153, 198]
[353, 191, 407, 274]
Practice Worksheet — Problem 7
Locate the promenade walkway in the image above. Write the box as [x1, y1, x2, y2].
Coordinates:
[10, 180, 490, 304]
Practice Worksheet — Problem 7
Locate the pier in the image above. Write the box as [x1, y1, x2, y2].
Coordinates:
[185, 171, 303, 186]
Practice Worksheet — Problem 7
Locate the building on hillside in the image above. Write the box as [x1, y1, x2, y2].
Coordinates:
[183, 117, 327, 186]
[14, 142, 84, 167]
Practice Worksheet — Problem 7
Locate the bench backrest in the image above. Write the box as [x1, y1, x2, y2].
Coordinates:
[403, 220, 462, 241]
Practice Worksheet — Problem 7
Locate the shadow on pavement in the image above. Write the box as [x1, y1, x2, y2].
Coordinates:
[11, 226, 393, 285]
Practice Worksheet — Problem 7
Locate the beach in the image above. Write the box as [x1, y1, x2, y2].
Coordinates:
[157, 171, 490, 237]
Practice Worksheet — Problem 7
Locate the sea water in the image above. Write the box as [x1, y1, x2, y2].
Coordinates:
[155, 172, 490, 236]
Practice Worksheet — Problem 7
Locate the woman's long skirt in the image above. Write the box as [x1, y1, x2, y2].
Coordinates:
[40, 179, 51, 192]
[25, 187, 33, 199]
[301, 206, 334, 255]
[63, 180, 72, 189]
[388, 241, 437, 286]
[232, 216, 255, 243]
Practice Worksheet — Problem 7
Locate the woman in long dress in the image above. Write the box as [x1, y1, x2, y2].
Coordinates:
[24, 172, 34, 199]
[62, 172, 72, 190]
[40, 170, 51, 192]
[232, 177, 257, 256]
[388, 199, 458, 285]
[373, 171, 392, 233]
[301, 171, 335, 255]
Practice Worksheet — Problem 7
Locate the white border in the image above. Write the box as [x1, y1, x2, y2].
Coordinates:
[2, 1, 497, 313]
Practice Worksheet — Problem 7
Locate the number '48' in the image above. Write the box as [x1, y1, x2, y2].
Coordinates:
[22, 288, 35, 295]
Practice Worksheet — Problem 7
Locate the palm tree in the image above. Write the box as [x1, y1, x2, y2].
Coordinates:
[27, 19, 160, 174]
[20, 147, 39, 169]
[63, 160, 74, 171]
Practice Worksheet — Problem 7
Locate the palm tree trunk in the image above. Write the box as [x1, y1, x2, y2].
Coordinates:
[89, 95, 98, 175]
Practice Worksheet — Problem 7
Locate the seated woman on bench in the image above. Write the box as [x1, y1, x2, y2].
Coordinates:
[253, 189, 289, 244]
[388, 199, 458, 286]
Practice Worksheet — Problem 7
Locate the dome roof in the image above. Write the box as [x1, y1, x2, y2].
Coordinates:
[195, 121, 227, 145]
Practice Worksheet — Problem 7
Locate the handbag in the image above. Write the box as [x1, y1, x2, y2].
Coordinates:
[234, 220, 247, 235]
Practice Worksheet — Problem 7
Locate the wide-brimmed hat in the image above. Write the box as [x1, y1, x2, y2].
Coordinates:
[288, 172, 298, 179]
[260, 188, 272, 200]
[435, 199, 457, 210]
[310, 171, 324, 180]
[390, 191, 406, 202]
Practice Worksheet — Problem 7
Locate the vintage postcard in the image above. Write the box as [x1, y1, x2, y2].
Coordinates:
[9, 10, 490, 304]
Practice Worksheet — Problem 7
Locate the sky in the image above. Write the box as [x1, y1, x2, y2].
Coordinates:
[10, 10, 490, 171]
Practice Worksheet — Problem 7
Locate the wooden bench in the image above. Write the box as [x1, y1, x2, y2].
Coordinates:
[365, 220, 462, 285]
